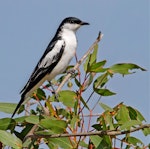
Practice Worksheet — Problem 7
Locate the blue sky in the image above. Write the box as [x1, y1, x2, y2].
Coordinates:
[0, 0, 149, 145]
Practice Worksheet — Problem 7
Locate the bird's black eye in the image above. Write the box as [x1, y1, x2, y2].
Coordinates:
[70, 20, 74, 24]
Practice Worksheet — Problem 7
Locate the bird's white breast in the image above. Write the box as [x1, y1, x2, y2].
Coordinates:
[47, 29, 77, 80]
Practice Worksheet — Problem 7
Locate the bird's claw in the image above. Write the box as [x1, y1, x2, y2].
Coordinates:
[67, 69, 76, 77]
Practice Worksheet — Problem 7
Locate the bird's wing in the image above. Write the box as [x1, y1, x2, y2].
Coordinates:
[20, 39, 65, 95]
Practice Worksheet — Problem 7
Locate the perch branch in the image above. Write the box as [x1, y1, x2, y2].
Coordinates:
[26, 124, 150, 139]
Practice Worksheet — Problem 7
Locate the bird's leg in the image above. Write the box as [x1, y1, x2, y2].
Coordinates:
[66, 69, 77, 78]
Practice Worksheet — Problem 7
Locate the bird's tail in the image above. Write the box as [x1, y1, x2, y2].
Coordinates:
[11, 94, 25, 118]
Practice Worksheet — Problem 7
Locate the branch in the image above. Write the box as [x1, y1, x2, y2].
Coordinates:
[55, 32, 103, 94]
[26, 124, 150, 139]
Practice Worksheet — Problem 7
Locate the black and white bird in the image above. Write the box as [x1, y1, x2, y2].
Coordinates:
[12, 17, 89, 117]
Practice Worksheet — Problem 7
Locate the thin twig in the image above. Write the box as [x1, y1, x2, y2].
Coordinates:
[92, 95, 102, 111]
[81, 113, 101, 117]
[26, 124, 150, 139]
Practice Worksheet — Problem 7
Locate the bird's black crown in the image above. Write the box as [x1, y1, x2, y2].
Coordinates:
[61, 17, 83, 25]
[60, 17, 89, 27]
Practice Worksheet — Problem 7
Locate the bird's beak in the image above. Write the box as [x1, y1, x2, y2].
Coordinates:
[80, 21, 90, 25]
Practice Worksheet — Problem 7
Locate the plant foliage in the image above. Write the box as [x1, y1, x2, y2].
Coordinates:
[0, 43, 149, 149]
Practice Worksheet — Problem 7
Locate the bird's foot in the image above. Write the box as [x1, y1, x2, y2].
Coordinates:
[66, 69, 76, 78]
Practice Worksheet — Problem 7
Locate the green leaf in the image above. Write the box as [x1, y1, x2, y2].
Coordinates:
[92, 124, 102, 131]
[97, 138, 112, 149]
[58, 90, 77, 108]
[48, 137, 73, 149]
[127, 106, 138, 120]
[83, 44, 98, 72]
[120, 120, 142, 130]
[14, 116, 27, 123]
[14, 123, 34, 140]
[88, 60, 107, 72]
[104, 112, 115, 130]
[40, 118, 67, 133]
[93, 73, 109, 89]
[94, 88, 116, 96]
[25, 115, 40, 124]
[0, 102, 18, 114]
[93, 72, 114, 97]
[100, 102, 113, 112]
[79, 96, 90, 110]
[127, 106, 146, 122]
[51, 90, 77, 108]
[124, 136, 143, 146]
[70, 115, 79, 129]
[135, 109, 146, 122]
[47, 141, 58, 149]
[57, 108, 69, 118]
[0, 130, 22, 149]
[142, 127, 150, 136]
[74, 78, 82, 88]
[115, 105, 130, 123]
[74, 100, 78, 115]
[90, 135, 103, 148]
[0, 118, 15, 130]
[78, 141, 88, 148]
[32, 88, 46, 100]
[83, 54, 90, 72]
[89, 43, 98, 65]
[109, 63, 146, 75]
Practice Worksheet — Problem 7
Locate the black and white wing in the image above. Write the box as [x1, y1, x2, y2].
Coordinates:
[21, 39, 65, 96]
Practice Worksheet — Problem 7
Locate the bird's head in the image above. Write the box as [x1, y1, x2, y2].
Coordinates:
[60, 17, 89, 32]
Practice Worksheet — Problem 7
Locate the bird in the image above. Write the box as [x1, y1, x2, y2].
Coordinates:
[11, 17, 89, 118]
